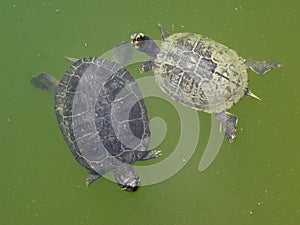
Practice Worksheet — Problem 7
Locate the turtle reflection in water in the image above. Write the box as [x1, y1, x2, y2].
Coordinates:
[31, 53, 160, 192]
[131, 24, 281, 142]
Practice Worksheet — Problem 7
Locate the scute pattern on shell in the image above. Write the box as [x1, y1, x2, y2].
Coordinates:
[54, 57, 150, 176]
[153, 33, 248, 113]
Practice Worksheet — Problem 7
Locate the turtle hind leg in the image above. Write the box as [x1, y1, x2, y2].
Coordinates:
[31, 72, 59, 92]
[246, 59, 282, 75]
[158, 23, 169, 40]
[214, 112, 238, 143]
[86, 170, 101, 186]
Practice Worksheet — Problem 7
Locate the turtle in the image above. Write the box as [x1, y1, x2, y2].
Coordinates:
[31, 52, 160, 192]
[131, 24, 281, 142]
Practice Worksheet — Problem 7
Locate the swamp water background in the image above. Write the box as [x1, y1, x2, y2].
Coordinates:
[0, 0, 299, 224]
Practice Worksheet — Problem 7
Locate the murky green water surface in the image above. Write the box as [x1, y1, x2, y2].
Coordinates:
[1, 0, 299, 224]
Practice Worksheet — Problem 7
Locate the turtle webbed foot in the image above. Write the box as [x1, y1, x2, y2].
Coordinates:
[246, 59, 282, 75]
[215, 112, 238, 143]
[31, 72, 59, 92]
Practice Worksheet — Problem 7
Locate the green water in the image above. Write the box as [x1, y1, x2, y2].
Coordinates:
[1, 0, 299, 224]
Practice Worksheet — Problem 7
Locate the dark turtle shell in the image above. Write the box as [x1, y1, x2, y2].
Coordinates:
[54, 57, 157, 191]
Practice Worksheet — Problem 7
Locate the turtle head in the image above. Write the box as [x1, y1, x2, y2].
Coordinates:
[113, 164, 140, 192]
[131, 33, 160, 58]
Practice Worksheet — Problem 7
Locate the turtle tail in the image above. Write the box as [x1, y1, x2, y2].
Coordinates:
[245, 88, 261, 100]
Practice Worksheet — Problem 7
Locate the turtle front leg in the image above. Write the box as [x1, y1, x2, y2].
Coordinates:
[140, 60, 154, 73]
[246, 59, 282, 75]
[214, 111, 238, 143]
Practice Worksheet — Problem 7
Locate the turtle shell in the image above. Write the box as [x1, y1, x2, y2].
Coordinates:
[153, 32, 248, 113]
[54, 57, 150, 176]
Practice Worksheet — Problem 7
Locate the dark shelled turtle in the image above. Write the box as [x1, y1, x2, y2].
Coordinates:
[31, 54, 159, 192]
[131, 24, 281, 142]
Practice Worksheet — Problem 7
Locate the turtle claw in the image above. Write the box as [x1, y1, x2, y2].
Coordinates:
[139, 65, 147, 73]
[65, 56, 78, 63]
[138, 150, 161, 160]
[152, 150, 162, 158]
[226, 131, 236, 143]
[140, 61, 153, 73]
